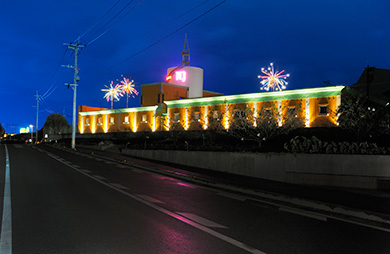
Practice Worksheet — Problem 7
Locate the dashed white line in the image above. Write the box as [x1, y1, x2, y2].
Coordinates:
[218, 192, 247, 201]
[92, 175, 107, 180]
[46, 151, 265, 253]
[109, 183, 129, 190]
[136, 195, 164, 204]
[279, 207, 327, 221]
[176, 212, 228, 229]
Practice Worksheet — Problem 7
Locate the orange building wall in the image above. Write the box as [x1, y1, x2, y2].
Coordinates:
[79, 105, 108, 112]
[140, 85, 161, 106]
[309, 96, 338, 127]
[163, 84, 188, 101]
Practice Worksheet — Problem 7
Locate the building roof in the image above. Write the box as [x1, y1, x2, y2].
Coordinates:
[347, 67, 390, 105]
[165, 86, 344, 108]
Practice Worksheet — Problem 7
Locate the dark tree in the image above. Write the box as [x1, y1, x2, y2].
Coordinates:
[0, 124, 4, 137]
[43, 113, 70, 135]
[337, 96, 384, 142]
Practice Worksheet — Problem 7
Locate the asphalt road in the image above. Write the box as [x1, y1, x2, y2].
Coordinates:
[0, 144, 389, 253]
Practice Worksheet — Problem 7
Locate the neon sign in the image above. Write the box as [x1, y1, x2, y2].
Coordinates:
[175, 71, 187, 82]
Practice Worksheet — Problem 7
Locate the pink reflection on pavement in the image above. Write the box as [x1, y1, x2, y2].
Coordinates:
[177, 182, 196, 189]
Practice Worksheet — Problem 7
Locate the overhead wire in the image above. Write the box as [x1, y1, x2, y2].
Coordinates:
[87, 0, 145, 45]
[84, 0, 138, 44]
[47, 48, 68, 85]
[131, 0, 211, 42]
[74, 0, 122, 42]
[105, 0, 227, 71]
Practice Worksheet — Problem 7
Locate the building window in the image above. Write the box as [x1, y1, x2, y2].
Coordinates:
[193, 112, 200, 121]
[123, 116, 129, 124]
[174, 113, 180, 122]
[141, 115, 147, 123]
[97, 117, 103, 125]
[319, 105, 328, 116]
[85, 118, 90, 126]
[288, 107, 297, 117]
[109, 117, 115, 125]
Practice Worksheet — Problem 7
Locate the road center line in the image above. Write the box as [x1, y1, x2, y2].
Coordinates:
[279, 207, 327, 221]
[135, 194, 164, 204]
[0, 145, 12, 254]
[47, 151, 265, 254]
[176, 212, 228, 228]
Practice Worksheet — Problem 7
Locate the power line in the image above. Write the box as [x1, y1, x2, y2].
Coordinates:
[74, 0, 122, 42]
[84, 0, 137, 44]
[131, 0, 211, 42]
[106, 0, 227, 71]
[87, 0, 145, 45]
[47, 48, 68, 85]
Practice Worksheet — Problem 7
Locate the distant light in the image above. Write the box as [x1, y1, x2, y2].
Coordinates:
[20, 127, 30, 134]
[166, 75, 172, 82]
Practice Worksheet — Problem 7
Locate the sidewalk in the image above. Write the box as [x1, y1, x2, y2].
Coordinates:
[51, 144, 390, 228]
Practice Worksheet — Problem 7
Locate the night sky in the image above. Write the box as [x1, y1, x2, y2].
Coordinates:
[1, 0, 389, 133]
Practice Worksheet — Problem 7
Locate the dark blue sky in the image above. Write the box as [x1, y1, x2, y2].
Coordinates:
[1, 0, 389, 133]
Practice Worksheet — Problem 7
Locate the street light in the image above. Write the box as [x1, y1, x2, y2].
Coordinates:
[29, 124, 33, 144]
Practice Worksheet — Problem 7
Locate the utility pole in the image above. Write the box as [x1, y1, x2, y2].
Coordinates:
[63, 41, 85, 149]
[34, 91, 41, 143]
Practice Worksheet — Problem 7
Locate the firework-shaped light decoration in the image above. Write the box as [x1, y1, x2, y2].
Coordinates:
[119, 77, 138, 108]
[102, 81, 123, 109]
[258, 63, 290, 91]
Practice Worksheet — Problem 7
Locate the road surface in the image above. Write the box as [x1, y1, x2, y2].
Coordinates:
[0, 144, 389, 253]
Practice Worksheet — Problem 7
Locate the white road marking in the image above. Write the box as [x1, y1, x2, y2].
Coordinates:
[47, 152, 266, 253]
[136, 195, 164, 204]
[92, 175, 106, 180]
[94, 158, 103, 161]
[13, 145, 23, 149]
[279, 207, 327, 221]
[104, 161, 115, 164]
[80, 169, 91, 173]
[109, 183, 129, 190]
[0, 145, 12, 253]
[218, 192, 247, 201]
[177, 212, 228, 229]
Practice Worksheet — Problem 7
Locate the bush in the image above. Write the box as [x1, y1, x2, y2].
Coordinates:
[284, 136, 390, 155]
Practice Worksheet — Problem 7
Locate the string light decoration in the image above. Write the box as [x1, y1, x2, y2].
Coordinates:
[258, 63, 290, 91]
[119, 77, 138, 108]
[102, 81, 123, 109]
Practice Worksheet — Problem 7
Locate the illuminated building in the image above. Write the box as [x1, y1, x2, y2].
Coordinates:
[79, 39, 343, 134]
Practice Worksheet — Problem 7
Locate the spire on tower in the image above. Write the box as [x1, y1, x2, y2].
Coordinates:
[181, 33, 190, 66]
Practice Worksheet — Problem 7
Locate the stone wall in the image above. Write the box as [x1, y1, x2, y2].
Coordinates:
[122, 149, 390, 190]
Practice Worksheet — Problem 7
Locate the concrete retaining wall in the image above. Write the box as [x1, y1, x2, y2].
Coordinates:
[122, 149, 390, 190]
